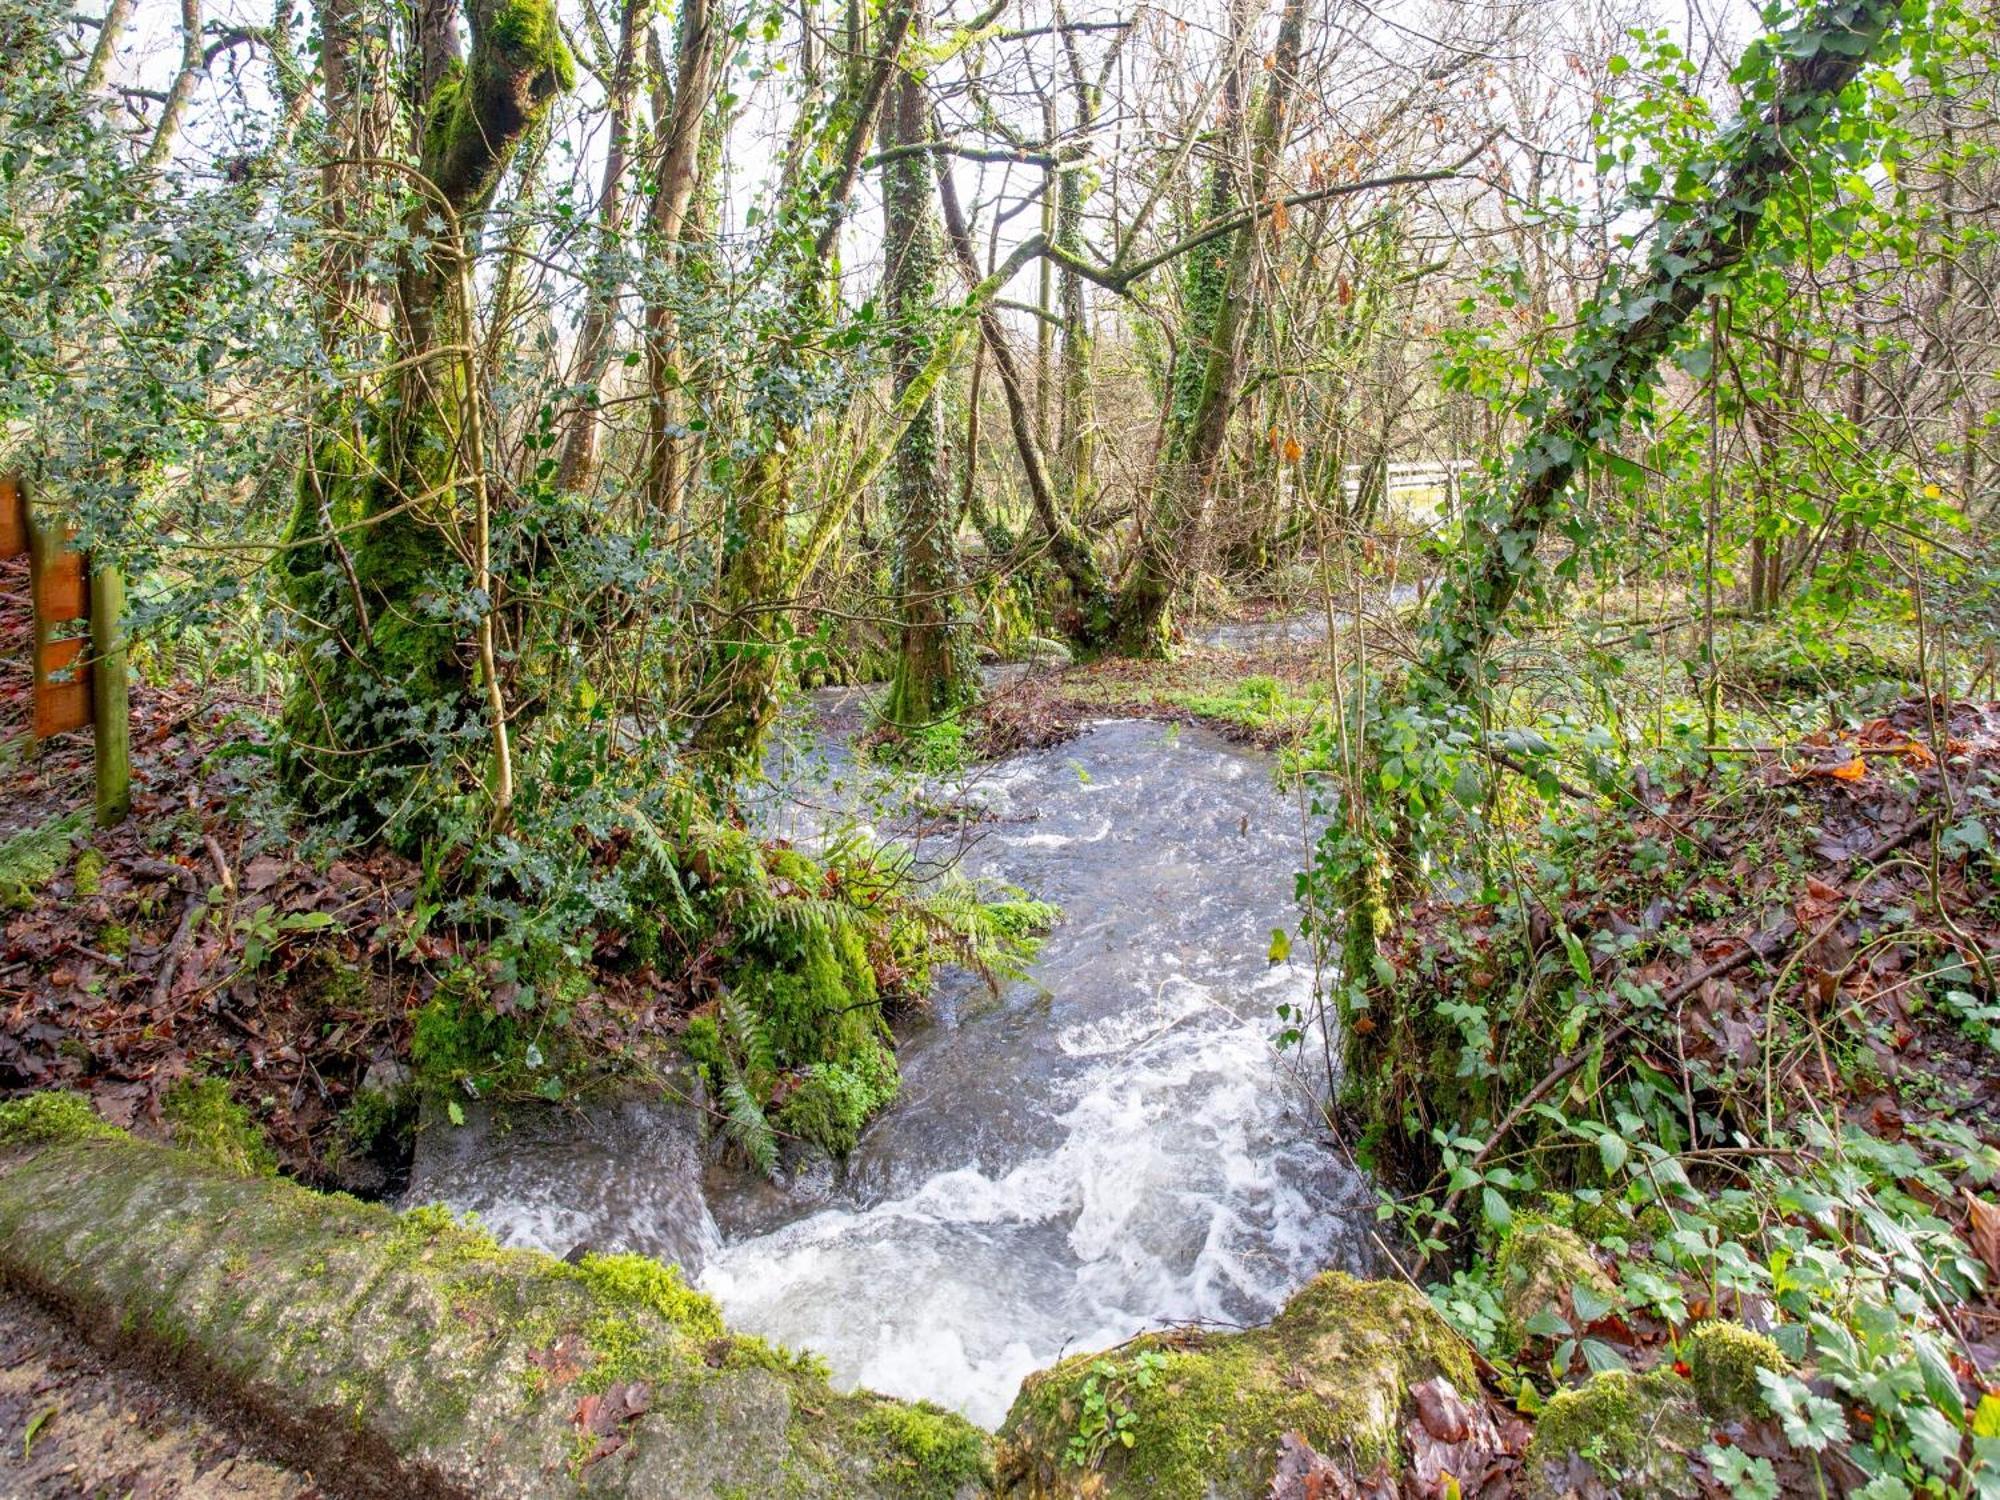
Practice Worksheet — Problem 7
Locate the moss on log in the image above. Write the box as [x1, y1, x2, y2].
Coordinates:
[0, 1103, 986, 1499]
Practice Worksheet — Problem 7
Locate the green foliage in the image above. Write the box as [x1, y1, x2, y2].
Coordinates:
[1063, 1350, 1168, 1470]
[0, 813, 87, 910]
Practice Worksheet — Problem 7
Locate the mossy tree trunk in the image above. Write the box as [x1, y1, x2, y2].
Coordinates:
[879, 39, 976, 729]
[685, 0, 917, 767]
[1113, 0, 1304, 656]
[282, 0, 571, 835]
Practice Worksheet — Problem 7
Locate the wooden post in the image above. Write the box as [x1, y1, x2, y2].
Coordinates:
[0, 475, 25, 558]
[90, 561, 130, 825]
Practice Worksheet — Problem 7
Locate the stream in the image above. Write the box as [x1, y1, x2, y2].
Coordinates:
[407, 677, 1377, 1429]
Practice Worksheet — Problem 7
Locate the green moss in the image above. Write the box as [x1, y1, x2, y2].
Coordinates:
[163, 1077, 278, 1177]
[72, 846, 103, 896]
[0, 812, 86, 909]
[489, 0, 575, 89]
[1524, 1369, 1704, 1500]
[0, 1090, 119, 1145]
[859, 1400, 991, 1498]
[1682, 1319, 1786, 1419]
[1000, 1273, 1475, 1500]
[565, 1252, 724, 1342]
[777, 1046, 899, 1156]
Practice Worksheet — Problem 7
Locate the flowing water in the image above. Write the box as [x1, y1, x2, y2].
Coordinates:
[407, 707, 1376, 1430]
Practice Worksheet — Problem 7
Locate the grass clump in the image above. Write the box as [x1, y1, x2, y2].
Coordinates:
[0, 1089, 118, 1145]
[164, 1076, 278, 1176]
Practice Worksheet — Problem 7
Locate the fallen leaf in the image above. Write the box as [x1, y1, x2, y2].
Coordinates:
[1405, 1377, 1505, 1499]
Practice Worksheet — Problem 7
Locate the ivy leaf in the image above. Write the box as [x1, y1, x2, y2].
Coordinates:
[1599, 1132, 1630, 1175]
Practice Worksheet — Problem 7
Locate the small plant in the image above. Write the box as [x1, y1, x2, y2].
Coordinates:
[234, 903, 334, 969]
[1063, 1349, 1166, 1469]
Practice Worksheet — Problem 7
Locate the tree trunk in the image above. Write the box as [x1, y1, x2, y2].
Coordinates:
[1114, 0, 1302, 655]
[1421, 0, 1904, 695]
[879, 32, 975, 729]
[554, 0, 644, 495]
[282, 0, 571, 835]
[685, 0, 916, 765]
[640, 0, 721, 516]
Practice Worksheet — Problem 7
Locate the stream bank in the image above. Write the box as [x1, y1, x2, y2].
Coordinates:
[0, 1094, 1483, 1500]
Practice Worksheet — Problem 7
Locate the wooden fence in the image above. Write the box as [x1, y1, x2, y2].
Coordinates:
[2, 473, 131, 826]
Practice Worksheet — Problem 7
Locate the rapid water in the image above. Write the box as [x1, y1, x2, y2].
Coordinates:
[700, 717, 1375, 1428]
[406, 710, 1375, 1430]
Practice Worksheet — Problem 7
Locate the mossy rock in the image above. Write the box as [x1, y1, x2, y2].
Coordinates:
[0, 1095, 985, 1498]
[1682, 1320, 1786, 1420]
[994, 1272, 1476, 1500]
[1520, 1368, 1706, 1499]
[1495, 1219, 1616, 1346]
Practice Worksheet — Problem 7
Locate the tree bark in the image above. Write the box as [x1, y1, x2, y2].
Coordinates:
[554, 0, 644, 495]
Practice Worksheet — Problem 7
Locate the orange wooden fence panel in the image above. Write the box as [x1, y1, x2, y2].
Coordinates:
[0, 475, 23, 559]
[28, 504, 92, 740]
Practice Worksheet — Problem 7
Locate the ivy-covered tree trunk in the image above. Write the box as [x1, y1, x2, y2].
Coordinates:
[1340, 0, 1909, 1122]
[1420, 0, 1903, 696]
[879, 45, 975, 729]
[282, 0, 571, 835]
[1113, 0, 1302, 655]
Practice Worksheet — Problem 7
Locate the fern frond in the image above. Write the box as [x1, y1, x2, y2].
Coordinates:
[721, 986, 776, 1087]
[721, 1079, 780, 1180]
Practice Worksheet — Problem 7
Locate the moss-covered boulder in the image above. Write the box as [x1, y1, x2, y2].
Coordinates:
[1495, 1219, 1616, 1345]
[1519, 1368, 1706, 1499]
[994, 1273, 1476, 1499]
[0, 1094, 985, 1499]
[1682, 1319, 1786, 1421]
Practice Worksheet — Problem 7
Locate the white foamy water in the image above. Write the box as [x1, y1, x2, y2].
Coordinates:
[406, 716, 1374, 1430]
[697, 719, 1373, 1428]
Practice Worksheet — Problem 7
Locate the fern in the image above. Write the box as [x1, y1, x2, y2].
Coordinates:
[721, 1077, 779, 1180]
[720, 986, 776, 1090]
